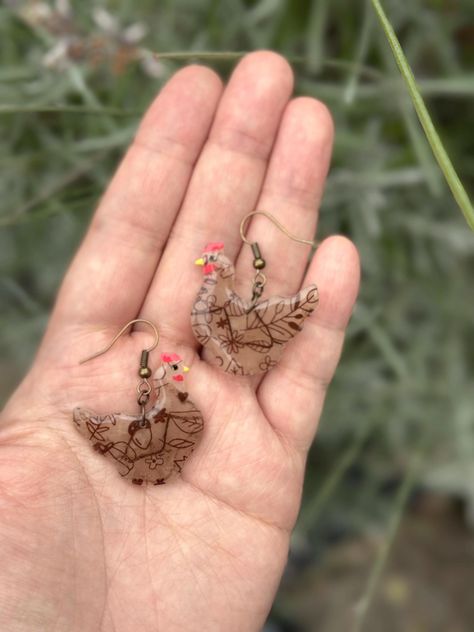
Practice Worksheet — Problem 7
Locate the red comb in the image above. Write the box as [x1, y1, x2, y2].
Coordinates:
[204, 242, 224, 252]
[161, 352, 181, 363]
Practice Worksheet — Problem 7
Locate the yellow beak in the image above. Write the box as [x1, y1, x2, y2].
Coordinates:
[183, 366, 190, 373]
[194, 258, 205, 266]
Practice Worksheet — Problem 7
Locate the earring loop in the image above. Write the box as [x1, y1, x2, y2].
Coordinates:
[79, 318, 160, 365]
[239, 210, 316, 247]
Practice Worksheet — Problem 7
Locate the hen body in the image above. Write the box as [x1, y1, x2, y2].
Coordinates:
[192, 246, 319, 375]
[73, 360, 204, 484]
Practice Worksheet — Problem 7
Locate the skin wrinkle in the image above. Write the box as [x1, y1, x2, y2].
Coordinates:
[255, 404, 302, 464]
[191, 504, 286, 632]
[259, 172, 332, 214]
[131, 136, 202, 168]
[305, 311, 353, 335]
[270, 360, 330, 403]
[204, 418, 299, 489]
[90, 174, 185, 255]
[181, 475, 293, 535]
[187, 515, 244, 566]
[172, 527, 256, 628]
[58, 437, 108, 632]
[69, 494, 78, 632]
[95, 495, 138, 609]
[145, 519, 213, 629]
[140, 496, 190, 568]
[96, 511, 109, 632]
[189, 415, 299, 516]
[258, 185, 322, 211]
[143, 495, 160, 630]
[259, 366, 327, 453]
[207, 128, 274, 161]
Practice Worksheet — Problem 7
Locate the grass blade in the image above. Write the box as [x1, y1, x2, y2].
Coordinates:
[352, 452, 421, 632]
[370, 0, 474, 230]
[0, 105, 139, 116]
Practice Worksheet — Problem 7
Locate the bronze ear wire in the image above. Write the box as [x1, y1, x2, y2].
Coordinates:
[239, 211, 318, 308]
[80, 318, 159, 420]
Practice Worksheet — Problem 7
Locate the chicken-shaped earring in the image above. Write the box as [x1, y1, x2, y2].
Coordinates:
[73, 319, 204, 485]
[191, 211, 319, 376]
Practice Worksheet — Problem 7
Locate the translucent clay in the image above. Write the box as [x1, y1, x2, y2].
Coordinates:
[73, 359, 203, 485]
[192, 245, 319, 376]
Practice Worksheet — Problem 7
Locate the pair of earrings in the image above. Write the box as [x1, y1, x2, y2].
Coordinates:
[74, 212, 318, 484]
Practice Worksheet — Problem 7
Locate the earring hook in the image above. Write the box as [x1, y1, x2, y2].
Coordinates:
[79, 318, 160, 365]
[239, 210, 316, 247]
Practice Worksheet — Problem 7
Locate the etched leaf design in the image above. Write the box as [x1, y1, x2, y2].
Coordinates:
[171, 414, 204, 435]
[288, 322, 302, 332]
[305, 287, 320, 306]
[248, 288, 306, 323]
[246, 285, 319, 344]
[246, 340, 273, 353]
[274, 301, 285, 316]
[167, 438, 194, 449]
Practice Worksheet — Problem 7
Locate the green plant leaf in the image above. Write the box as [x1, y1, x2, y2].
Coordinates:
[370, 0, 474, 231]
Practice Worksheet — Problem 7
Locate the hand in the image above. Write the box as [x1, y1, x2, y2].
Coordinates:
[0, 52, 359, 632]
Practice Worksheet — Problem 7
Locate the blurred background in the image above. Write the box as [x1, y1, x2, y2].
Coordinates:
[1, 0, 473, 630]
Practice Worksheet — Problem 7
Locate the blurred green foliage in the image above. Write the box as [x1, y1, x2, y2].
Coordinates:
[1, 0, 473, 629]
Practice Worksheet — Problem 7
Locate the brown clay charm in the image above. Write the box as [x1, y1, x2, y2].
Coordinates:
[73, 354, 203, 485]
[192, 243, 319, 376]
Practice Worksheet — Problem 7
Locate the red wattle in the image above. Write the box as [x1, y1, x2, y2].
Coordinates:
[204, 263, 216, 275]
[173, 375, 184, 382]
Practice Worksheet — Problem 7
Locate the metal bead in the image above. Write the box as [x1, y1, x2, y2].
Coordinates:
[253, 257, 266, 270]
[139, 366, 152, 378]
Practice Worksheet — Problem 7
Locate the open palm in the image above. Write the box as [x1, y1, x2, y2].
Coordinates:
[0, 52, 359, 632]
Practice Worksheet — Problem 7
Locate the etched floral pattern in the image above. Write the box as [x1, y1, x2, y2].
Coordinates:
[146, 454, 165, 469]
[191, 246, 319, 376]
[73, 366, 204, 484]
[259, 355, 278, 372]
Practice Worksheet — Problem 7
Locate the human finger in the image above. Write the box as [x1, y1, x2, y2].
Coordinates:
[139, 51, 294, 347]
[48, 65, 223, 336]
[234, 97, 333, 298]
[257, 236, 360, 452]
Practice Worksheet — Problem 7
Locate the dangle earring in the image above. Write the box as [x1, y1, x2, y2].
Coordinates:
[73, 319, 204, 485]
[191, 211, 319, 376]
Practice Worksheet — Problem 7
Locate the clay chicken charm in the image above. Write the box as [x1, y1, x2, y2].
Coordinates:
[73, 353, 204, 485]
[191, 242, 319, 376]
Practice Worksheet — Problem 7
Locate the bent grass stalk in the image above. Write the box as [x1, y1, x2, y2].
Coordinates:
[352, 452, 422, 632]
[370, 0, 474, 230]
